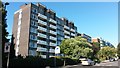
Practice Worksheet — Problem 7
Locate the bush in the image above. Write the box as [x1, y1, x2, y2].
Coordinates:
[60, 57, 80, 65]
[9, 56, 80, 68]
[9, 56, 47, 68]
[47, 57, 64, 67]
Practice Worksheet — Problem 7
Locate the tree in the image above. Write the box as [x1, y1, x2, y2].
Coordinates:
[0, 2, 9, 67]
[117, 43, 120, 58]
[60, 36, 94, 59]
[92, 42, 100, 57]
[97, 46, 117, 61]
[10, 35, 15, 59]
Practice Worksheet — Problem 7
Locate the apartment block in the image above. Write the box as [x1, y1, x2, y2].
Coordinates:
[61, 18, 77, 39]
[92, 37, 114, 48]
[92, 38, 100, 43]
[12, 3, 77, 58]
[77, 33, 92, 43]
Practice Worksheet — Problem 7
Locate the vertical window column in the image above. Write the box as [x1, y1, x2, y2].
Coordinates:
[16, 9, 22, 56]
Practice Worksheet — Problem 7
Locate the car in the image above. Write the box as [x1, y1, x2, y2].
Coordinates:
[109, 58, 115, 62]
[81, 59, 95, 66]
[114, 57, 119, 61]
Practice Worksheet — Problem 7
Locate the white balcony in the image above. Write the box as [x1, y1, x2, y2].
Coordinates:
[37, 40, 48, 45]
[49, 42, 57, 46]
[38, 20, 47, 25]
[50, 36, 57, 41]
[49, 18, 57, 24]
[36, 47, 47, 52]
[65, 35, 70, 38]
[71, 33, 75, 36]
[37, 33, 47, 38]
[64, 30, 70, 35]
[41, 55, 46, 58]
[50, 24, 57, 29]
[71, 28, 75, 32]
[49, 49, 55, 53]
[64, 25, 70, 29]
[38, 13, 47, 20]
[50, 30, 57, 35]
[38, 26, 47, 32]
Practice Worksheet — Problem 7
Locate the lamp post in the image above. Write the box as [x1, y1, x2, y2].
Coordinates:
[4, 2, 9, 9]
[6, 35, 12, 68]
[3, 2, 9, 68]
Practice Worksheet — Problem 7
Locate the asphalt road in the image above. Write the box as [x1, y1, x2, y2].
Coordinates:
[62, 60, 119, 68]
[95, 60, 118, 66]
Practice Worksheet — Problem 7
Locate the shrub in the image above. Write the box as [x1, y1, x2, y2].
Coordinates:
[9, 56, 80, 68]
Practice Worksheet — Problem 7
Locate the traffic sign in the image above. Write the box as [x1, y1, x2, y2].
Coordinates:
[55, 46, 60, 54]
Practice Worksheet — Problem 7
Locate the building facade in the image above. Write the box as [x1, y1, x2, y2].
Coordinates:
[12, 3, 77, 58]
[92, 37, 114, 48]
[77, 33, 92, 43]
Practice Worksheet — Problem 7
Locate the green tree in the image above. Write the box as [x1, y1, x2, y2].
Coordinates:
[92, 42, 100, 58]
[0, 2, 9, 67]
[97, 46, 117, 61]
[117, 43, 120, 58]
[60, 36, 93, 59]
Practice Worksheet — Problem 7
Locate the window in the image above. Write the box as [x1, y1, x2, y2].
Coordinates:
[30, 42, 37, 48]
[30, 27, 37, 33]
[29, 50, 36, 56]
[16, 40, 19, 46]
[30, 34, 37, 40]
[30, 35, 33, 40]
[32, 7, 38, 13]
[18, 19, 21, 25]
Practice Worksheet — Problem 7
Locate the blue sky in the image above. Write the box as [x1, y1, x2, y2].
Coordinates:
[6, 2, 118, 47]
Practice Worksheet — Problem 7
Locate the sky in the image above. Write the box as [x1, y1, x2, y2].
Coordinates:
[6, 2, 118, 47]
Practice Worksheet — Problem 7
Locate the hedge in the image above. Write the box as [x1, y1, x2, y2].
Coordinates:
[9, 56, 80, 68]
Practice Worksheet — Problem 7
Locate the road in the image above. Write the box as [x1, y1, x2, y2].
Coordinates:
[95, 60, 118, 66]
[62, 60, 119, 68]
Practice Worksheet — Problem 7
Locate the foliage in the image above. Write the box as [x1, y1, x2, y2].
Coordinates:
[117, 43, 120, 58]
[97, 46, 117, 61]
[92, 42, 100, 52]
[60, 36, 94, 59]
[9, 56, 80, 67]
[1, 2, 9, 68]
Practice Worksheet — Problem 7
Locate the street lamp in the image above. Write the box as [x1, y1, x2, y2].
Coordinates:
[3, 2, 9, 68]
[4, 2, 9, 9]
[6, 35, 12, 68]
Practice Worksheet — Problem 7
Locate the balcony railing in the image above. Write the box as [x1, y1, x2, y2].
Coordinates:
[49, 49, 55, 53]
[38, 13, 47, 20]
[37, 40, 48, 45]
[50, 24, 57, 29]
[50, 30, 57, 35]
[38, 26, 47, 32]
[49, 18, 57, 24]
[38, 20, 47, 25]
[37, 47, 47, 52]
[71, 33, 75, 36]
[71, 28, 75, 32]
[64, 25, 70, 29]
[64, 30, 70, 34]
[37, 33, 47, 38]
[65, 35, 70, 38]
[49, 42, 57, 46]
[41, 55, 46, 58]
[50, 36, 57, 41]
